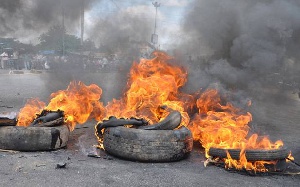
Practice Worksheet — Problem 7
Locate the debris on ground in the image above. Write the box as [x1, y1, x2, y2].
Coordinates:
[87, 152, 101, 158]
[56, 162, 67, 169]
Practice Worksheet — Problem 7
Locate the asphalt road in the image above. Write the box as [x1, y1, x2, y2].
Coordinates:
[0, 70, 299, 187]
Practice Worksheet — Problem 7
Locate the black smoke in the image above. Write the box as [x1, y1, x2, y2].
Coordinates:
[0, 0, 98, 40]
[87, 10, 152, 56]
[178, 0, 300, 99]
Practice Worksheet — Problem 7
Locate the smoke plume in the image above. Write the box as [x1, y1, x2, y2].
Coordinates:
[38, 4, 153, 104]
[87, 9, 152, 56]
[0, 0, 98, 42]
[178, 0, 300, 99]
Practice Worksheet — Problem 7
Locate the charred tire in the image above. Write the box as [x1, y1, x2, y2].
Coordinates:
[0, 125, 70, 151]
[208, 147, 289, 161]
[138, 111, 182, 130]
[103, 126, 193, 162]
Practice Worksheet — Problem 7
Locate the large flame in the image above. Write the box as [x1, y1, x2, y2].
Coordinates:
[96, 51, 287, 172]
[104, 51, 193, 127]
[17, 81, 105, 131]
[189, 89, 284, 172]
[15, 50, 288, 172]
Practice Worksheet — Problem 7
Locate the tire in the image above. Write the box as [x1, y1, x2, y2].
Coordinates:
[103, 126, 193, 162]
[208, 147, 289, 161]
[0, 125, 70, 151]
[138, 111, 182, 130]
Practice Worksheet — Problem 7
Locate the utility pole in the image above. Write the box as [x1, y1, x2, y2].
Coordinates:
[62, 0, 65, 56]
[151, 1, 160, 49]
[153, 1, 160, 35]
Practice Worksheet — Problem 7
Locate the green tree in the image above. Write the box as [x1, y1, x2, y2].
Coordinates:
[37, 25, 81, 54]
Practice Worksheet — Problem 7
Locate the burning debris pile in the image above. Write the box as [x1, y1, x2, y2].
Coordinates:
[94, 51, 292, 172]
[17, 81, 105, 131]
[94, 51, 194, 161]
[0, 51, 294, 173]
[102, 51, 192, 127]
[0, 109, 69, 151]
[0, 81, 105, 151]
[188, 89, 292, 173]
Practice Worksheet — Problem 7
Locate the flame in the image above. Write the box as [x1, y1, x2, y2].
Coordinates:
[104, 51, 193, 127]
[17, 81, 105, 131]
[95, 51, 195, 149]
[189, 89, 285, 172]
[13, 50, 290, 172]
[95, 51, 288, 172]
[16, 98, 46, 127]
[225, 150, 277, 172]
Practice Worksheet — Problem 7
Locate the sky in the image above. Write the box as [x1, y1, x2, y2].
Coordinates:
[87, 0, 187, 27]
[78, 0, 188, 49]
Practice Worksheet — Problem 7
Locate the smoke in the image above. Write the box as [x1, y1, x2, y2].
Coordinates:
[0, 0, 98, 42]
[82, 9, 153, 103]
[87, 8, 152, 56]
[38, 5, 153, 103]
[0, 0, 21, 12]
[178, 0, 300, 100]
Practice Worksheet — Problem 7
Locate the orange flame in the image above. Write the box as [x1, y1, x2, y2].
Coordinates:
[15, 51, 287, 172]
[96, 51, 287, 172]
[16, 98, 46, 127]
[189, 89, 285, 172]
[17, 81, 105, 131]
[104, 51, 193, 127]
[225, 150, 277, 172]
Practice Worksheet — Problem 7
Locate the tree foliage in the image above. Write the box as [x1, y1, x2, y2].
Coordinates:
[0, 37, 35, 54]
[37, 25, 95, 54]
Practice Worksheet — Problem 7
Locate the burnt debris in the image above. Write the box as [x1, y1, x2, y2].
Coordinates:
[30, 110, 64, 127]
[96, 116, 148, 135]
[0, 112, 17, 126]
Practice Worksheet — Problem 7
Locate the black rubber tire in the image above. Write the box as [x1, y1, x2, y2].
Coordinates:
[0, 125, 70, 151]
[138, 111, 182, 130]
[208, 147, 289, 161]
[103, 126, 193, 162]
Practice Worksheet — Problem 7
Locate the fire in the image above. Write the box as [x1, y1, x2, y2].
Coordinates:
[16, 98, 46, 127]
[94, 51, 288, 172]
[15, 50, 288, 172]
[224, 150, 277, 172]
[17, 81, 105, 131]
[189, 89, 284, 172]
[104, 51, 193, 127]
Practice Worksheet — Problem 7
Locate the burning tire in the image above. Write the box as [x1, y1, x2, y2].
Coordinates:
[0, 125, 69, 151]
[103, 126, 193, 162]
[208, 147, 289, 161]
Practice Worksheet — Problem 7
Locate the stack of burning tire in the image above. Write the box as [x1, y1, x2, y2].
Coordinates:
[0, 110, 69, 151]
[96, 111, 193, 162]
[208, 147, 289, 162]
[208, 147, 290, 173]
